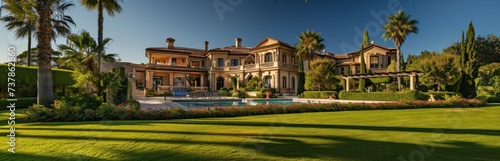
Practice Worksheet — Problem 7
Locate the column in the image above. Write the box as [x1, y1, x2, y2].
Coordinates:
[146, 71, 154, 90]
[169, 73, 174, 90]
[345, 78, 350, 91]
[410, 74, 415, 90]
[201, 75, 205, 87]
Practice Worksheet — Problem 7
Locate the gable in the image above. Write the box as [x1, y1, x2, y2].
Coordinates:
[255, 37, 280, 48]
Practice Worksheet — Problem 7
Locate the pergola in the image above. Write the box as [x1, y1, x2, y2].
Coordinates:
[341, 71, 424, 91]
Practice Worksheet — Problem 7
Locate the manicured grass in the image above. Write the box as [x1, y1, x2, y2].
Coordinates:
[1, 106, 500, 161]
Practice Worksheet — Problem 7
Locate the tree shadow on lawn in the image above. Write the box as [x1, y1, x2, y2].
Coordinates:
[0, 151, 103, 161]
[17, 128, 500, 160]
[22, 120, 500, 136]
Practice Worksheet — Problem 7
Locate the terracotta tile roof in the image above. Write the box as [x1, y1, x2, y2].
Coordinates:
[333, 54, 350, 59]
[208, 46, 253, 55]
[336, 62, 360, 66]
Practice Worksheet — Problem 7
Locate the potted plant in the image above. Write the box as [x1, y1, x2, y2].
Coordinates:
[264, 89, 271, 99]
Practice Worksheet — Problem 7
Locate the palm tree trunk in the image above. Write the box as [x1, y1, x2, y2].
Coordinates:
[97, 0, 103, 73]
[396, 46, 401, 92]
[27, 24, 32, 66]
[36, 0, 54, 107]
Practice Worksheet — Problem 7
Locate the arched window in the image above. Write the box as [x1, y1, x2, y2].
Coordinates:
[264, 76, 272, 88]
[282, 76, 287, 88]
[217, 58, 224, 67]
[264, 53, 272, 62]
[291, 77, 295, 89]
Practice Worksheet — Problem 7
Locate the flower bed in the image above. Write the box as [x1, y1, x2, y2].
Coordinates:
[23, 99, 486, 122]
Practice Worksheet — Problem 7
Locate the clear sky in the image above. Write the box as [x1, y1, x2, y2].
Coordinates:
[1, 0, 499, 64]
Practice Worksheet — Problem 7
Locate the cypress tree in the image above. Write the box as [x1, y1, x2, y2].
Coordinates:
[362, 29, 370, 48]
[459, 21, 477, 98]
[358, 44, 366, 91]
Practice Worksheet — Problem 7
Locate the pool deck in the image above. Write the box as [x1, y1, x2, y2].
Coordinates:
[136, 96, 395, 110]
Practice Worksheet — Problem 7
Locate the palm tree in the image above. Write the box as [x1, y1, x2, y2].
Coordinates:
[382, 10, 419, 92]
[81, 0, 123, 73]
[296, 30, 325, 70]
[1, 0, 75, 66]
[58, 30, 118, 93]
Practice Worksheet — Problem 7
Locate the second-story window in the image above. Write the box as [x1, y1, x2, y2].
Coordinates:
[172, 58, 177, 66]
[387, 56, 391, 67]
[265, 53, 272, 62]
[370, 56, 379, 68]
[231, 59, 239, 66]
[192, 61, 199, 69]
[282, 54, 287, 63]
[291, 56, 295, 64]
[340, 67, 345, 75]
[217, 58, 224, 67]
[201, 61, 205, 67]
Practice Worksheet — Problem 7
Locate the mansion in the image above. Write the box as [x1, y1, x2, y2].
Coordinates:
[123, 37, 397, 94]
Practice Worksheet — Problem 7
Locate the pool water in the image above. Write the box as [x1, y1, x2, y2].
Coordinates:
[172, 99, 295, 108]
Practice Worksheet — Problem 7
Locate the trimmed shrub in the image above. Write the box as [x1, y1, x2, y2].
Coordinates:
[477, 96, 500, 103]
[24, 99, 487, 122]
[0, 64, 75, 98]
[302, 91, 338, 99]
[0, 98, 37, 109]
[339, 90, 429, 101]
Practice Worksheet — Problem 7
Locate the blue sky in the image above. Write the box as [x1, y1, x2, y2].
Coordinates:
[1, 0, 500, 63]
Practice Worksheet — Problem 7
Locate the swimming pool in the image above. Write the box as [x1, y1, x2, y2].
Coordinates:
[172, 99, 295, 108]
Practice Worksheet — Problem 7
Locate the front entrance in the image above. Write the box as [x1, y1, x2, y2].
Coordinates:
[153, 77, 162, 90]
[216, 77, 224, 90]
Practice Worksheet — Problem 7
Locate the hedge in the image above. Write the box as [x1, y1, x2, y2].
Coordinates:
[302, 91, 338, 99]
[339, 90, 429, 101]
[425, 91, 462, 100]
[0, 98, 37, 109]
[0, 65, 75, 98]
[23, 99, 487, 122]
[477, 95, 500, 103]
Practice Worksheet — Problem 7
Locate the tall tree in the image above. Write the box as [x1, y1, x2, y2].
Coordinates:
[458, 22, 478, 98]
[382, 11, 419, 92]
[81, 0, 123, 73]
[407, 53, 461, 91]
[1, 0, 75, 66]
[358, 44, 366, 91]
[296, 30, 325, 94]
[362, 29, 370, 48]
[35, 0, 54, 107]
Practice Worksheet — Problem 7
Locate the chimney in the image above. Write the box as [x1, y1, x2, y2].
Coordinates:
[204, 41, 209, 51]
[166, 37, 175, 49]
[235, 38, 242, 48]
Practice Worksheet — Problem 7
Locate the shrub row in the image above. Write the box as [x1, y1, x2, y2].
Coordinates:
[23, 99, 486, 122]
[425, 91, 462, 100]
[477, 95, 500, 103]
[0, 65, 75, 98]
[0, 98, 37, 109]
[339, 90, 429, 101]
[300, 91, 338, 99]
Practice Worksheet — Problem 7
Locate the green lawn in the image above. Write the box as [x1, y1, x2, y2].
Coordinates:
[1, 106, 500, 161]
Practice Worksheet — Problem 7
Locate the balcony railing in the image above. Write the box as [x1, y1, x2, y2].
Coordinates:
[229, 66, 241, 70]
[260, 62, 274, 67]
[244, 64, 256, 69]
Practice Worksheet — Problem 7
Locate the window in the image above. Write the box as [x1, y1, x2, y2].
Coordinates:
[291, 77, 295, 89]
[201, 61, 205, 67]
[370, 56, 379, 68]
[192, 61, 199, 69]
[355, 66, 359, 74]
[265, 53, 272, 62]
[174, 77, 184, 86]
[172, 58, 177, 66]
[340, 67, 345, 75]
[282, 54, 287, 63]
[291, 56, 296, 64]
[264, 76, 272, 88]
[282, 76, 287, 88]
[217, 58, 224, 67]
[387, 56, 391, 67]
[230, 59, 239, 66]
